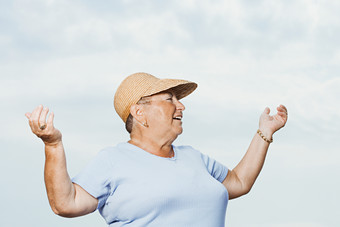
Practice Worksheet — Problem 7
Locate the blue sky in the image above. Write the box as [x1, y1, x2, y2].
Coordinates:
[1, 0, 339, 226]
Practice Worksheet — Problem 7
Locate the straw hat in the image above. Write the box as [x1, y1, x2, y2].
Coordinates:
[114, 72, 198, 123]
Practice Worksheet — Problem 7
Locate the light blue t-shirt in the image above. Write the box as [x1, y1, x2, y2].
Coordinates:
[72, 142, 229, 227]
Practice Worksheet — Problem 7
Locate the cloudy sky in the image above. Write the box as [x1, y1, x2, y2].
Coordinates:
[1, 0, 339, 226]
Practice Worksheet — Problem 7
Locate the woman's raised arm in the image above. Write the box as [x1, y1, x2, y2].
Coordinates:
[25, 105, 98, 217]
[223, 105, 288, 199]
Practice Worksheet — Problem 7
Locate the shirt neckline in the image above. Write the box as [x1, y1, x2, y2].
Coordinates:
[120, 142, 177, 161]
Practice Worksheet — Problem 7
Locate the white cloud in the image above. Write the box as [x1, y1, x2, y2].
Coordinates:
[1, 1, 340, 227]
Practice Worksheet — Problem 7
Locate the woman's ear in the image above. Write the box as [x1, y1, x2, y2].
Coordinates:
[130, 104, 145, 122]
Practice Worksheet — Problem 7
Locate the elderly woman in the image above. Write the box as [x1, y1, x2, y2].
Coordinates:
[25, 72, 288, 226]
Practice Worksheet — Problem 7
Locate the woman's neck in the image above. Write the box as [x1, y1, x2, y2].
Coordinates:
[128, 135, 175, 158]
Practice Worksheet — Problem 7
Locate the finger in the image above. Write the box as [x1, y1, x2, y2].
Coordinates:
[278, 104, 288, 113]
[39, 107, 49, 129]
[47, 111, 55, 128]
[263, 107, 270, 115]
[27, 106, 41, 130]
[30, 105, 44, 131]
[31, 105, 43, 119]
[277, 111, 286, 117]
[277, 111, 288, 120]
[277, 106, 285, 113]
[277, 105, 288, 116]
[25, 112, 31, 119]
[26, 112, 35, 132]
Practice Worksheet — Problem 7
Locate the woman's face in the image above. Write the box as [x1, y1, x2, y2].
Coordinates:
[142, 91, 185, 138]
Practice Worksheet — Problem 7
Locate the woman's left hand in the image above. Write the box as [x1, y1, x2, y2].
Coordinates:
[259, 104, 288, 138]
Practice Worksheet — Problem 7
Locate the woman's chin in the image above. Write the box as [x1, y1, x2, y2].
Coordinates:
[176, 127, 183, 136]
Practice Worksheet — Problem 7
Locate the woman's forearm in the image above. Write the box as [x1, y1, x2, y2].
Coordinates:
[232, 132, 271, 193]
[44, 140, 75, 215]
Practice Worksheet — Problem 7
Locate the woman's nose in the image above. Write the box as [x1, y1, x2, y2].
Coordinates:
[175, 99, 185, 111]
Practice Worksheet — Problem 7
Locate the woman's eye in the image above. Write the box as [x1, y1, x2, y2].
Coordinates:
[166, 98, 173, 101]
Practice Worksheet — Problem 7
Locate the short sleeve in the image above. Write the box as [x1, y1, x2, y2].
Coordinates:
[200, 153, 229, 183]
[72, 149, 113, 210]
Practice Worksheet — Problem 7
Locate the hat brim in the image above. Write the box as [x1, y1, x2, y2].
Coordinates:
[143, 79, 197, 100]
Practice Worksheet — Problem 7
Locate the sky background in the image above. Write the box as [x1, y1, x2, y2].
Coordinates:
[1, 0, 339, 226]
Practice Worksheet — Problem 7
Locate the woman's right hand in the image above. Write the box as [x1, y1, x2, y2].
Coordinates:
[25, 105, 62, 146]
